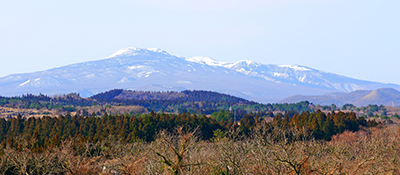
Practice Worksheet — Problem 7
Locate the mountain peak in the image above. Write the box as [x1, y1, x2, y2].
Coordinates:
[108, 47, 169, 58]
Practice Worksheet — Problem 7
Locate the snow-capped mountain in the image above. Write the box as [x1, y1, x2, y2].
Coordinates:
[1, 47, 399, 102]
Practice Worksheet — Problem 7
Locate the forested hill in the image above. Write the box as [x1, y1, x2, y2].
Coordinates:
[89, 89, 256, 114]
[91, 89, 250, 103]
[0, 90, 270, 117]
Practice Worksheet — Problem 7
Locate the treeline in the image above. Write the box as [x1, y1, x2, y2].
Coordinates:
[271, 110, 378, 140]
[269, 101, 312, 113]
[0, 93, 95, 110]
[0, 112, 223, 152]
[0, 110, 378, 153]
[208, 109, 378, 141]
[318, 103, 388, 116]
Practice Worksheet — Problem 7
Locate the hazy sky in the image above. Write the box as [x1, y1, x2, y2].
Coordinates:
[1, 0, 399, 84]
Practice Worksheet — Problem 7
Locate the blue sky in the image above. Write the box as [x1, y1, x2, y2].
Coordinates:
[1, 0, 399, 84]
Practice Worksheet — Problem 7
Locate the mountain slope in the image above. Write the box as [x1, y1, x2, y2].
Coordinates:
[280, 88, 400, 106]
[0, 47, 399, 102]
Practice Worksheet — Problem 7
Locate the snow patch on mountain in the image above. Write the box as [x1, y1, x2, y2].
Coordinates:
[223, 60, 260, 69]
[176, 81, 192, 84]
[19, 79, 31, 87]
[18, 78, 61, 88]
[148, 48, 166, 53]
[186, 57, 225, 66]
[236, 68, 251, 75]
[108, 47, 168, 58]
[299, 75, 307, 82]
[85, 74, 96, 78]
[274, 73, 289, 78]
[118, 77, 136, 83]
[128, 65, 144, 70]
[136, 71, 159, 78]
[279, 65, 311, 71]
[118, 77, 129, 83]
[108, 48, 139, 58]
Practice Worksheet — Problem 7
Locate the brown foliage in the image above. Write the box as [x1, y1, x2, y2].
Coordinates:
[1, 124, 400, 174]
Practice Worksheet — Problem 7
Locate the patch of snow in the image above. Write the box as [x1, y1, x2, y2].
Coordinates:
[107, 47, 168, 58]
[249, 72, 259, 76]
[136, 71, 159, 78]
[274, 72, 289, 78]
[222, 62, 237, 69]
[128, 65, 144, 70]
[163, 85, 173, 88]
[19, 79, 31, 86]
[18, 78, 61, 88]
[238, 60, 257, 66]
[299, 75, 307, 82]
[186, 57, 226, 66]
[148, 48, 166, 53]
[223, 60, 260, 69]
[263, 76, 275, 82]
[137, 72, 147, 78]
[279, 65, 311, 71]
[176, 81, 192, 84]
[118, 77, 128, 83]
[108, 48, 139, 58]
[236, 68, 251, 75]
[85, 74, 95, 78]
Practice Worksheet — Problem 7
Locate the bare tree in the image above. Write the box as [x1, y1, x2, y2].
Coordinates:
[150, 127, 202, 175]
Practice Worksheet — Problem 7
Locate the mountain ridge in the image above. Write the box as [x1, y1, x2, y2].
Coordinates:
[1, 47, 399, 103]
